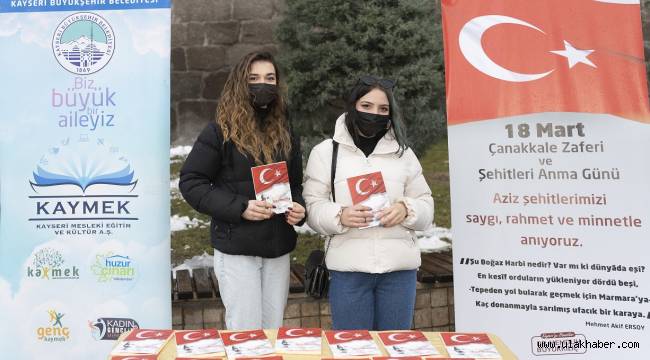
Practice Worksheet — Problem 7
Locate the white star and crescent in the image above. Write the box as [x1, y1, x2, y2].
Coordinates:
[134, 330, 157, 339]
[354, 178, 371, 196]
[183, 331, 204, 341]
[259, 168, 273, 185]
[459, 15, 596, 83]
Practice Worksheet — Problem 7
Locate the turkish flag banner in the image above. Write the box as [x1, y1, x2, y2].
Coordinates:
[275, 327, 322, 354]
[377, 331, 440, 357]
[346, 171, 390, 228]
[324, 330, 382, 357]
[251, 161, 292, 214]
[443, 0, 650, 124]
[443, 1, 650, 359]
[221, 330, 274, 359]
[175, 329, 225, 356]
[110, 329, 174, 355]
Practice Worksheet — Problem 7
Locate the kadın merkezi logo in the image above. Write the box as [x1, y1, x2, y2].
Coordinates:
[52, 12, 115, 75]
[89, 317, 139, 341]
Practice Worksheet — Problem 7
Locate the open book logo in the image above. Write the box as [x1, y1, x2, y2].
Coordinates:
[29, 136, 138, 195]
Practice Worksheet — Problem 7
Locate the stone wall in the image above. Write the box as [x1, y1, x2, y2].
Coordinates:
[172, 281, 455, 331]
[171, 0, 285, 145]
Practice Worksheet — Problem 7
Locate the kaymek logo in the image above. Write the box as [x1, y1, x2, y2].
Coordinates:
[52, 12, 115, 75]
[28, 136, 139, 226]
[89, 317, 139, 341]
[91, 253, 136, 282]
[27, 248, 79, 280]
[37, 309, 70, 342]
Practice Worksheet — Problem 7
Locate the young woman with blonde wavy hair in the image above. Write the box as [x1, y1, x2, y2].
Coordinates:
[180, 51, 306, 330]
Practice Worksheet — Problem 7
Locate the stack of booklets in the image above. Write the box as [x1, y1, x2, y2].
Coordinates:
[175, 329, 225, 358]
[377, 331, 441, 357]
[324, 330, 382, 357]
[221, 330, 275, 359]
[346, 171, 390, 228]
[440, 332, 501, 358]
[251, 161, 293, 214]
[108, 329, 175, 359]
[274, 327, 322, 355]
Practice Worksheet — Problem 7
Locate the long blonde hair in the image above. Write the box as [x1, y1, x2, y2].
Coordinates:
[216, 52, 292, 165]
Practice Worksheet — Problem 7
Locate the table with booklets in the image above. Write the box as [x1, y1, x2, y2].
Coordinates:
[108, 327, 518, 360]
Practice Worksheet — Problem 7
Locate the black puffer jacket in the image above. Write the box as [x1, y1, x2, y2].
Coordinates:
[179, 122, 306, 258]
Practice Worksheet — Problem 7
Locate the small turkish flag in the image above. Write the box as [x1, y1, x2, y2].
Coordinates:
[324, 330, 373, 345]
[347, 172, 386, 205]
[251, 161, 289, 194]
[221, 329, 267, 346]
[123, 329, 173, 341]
[174, 329, 220, 345]
[378, 331, 427, 346]
[442, 0, 650, 124]
[440, 333, 493, 346]
[276, 327, 321, 339]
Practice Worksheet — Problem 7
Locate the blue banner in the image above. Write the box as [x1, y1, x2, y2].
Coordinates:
[0, 0, 171, 13]
[0, 5, 170, 359]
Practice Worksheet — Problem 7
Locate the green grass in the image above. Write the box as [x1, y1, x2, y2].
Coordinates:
[170, 138, 451, 266]
[419, 138, 451, 228]
[171, 226, 213, 265]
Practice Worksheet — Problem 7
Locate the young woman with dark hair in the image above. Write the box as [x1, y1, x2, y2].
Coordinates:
[179, 52, 306, 330]
[303, 76, 434, 330]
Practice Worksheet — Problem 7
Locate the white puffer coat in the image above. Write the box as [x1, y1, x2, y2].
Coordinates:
[303, 114, 434, 273]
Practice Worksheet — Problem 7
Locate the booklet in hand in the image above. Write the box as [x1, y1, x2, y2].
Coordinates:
[347, 171, 390, 228]
[251, 161, 292, 214]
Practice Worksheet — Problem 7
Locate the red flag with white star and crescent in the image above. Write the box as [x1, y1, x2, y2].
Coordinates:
[442, 0, 650, 124]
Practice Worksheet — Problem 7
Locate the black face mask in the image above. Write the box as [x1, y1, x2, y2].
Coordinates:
[248, 83, 277, 109]
[353, 110, 391, 138]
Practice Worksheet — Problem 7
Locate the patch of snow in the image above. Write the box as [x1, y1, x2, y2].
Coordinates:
[417, 224, 452, 253]
[170, 145, 192, 158]
[294, 223, 317, 235]
[171, 214, 203, 232]
[172, 252, 214, 278]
